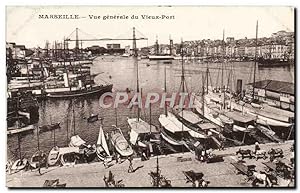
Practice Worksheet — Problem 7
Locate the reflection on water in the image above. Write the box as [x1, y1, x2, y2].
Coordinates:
[7, 56, 294, 160]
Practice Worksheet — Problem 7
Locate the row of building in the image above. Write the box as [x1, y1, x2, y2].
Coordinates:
[145, 30, 294, 60]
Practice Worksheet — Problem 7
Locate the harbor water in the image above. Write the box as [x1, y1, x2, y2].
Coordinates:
[7, 56, 295, 161]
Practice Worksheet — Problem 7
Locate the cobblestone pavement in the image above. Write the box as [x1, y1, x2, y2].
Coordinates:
[6, 140, 294, 188]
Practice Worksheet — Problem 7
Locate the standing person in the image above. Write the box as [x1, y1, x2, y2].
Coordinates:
[254, 142, 260, 153]
[128, 156, 134, 173]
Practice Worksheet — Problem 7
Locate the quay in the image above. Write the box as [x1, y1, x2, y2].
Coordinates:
[6, 140, 294, 188]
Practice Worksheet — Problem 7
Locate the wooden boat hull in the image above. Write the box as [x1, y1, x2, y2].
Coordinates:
[87, 114, 98, 123]
[30, 151, 47, 169]
[111, 130, 133, 157]
[39, 122, 60, 133]
[47, 84, 113, 99]
[11, 159, 28, 171]
[7, 125, 35, 136]
[47, 147, 60, 166]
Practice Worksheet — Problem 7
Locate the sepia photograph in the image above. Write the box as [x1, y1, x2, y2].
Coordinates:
[5, 6, 295, 188]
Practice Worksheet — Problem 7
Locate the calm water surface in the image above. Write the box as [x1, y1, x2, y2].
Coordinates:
[7, 56, 294, 160]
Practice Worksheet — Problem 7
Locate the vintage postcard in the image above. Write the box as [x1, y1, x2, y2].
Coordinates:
[6, 6, 295, 188]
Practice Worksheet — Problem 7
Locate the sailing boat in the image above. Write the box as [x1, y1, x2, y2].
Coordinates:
[96, 120, 111, 161]
[226, 22, 293, 133]
[47, 119, 60, 166]
[111, 126, 133, 157]
[30, 126, 47, 169]
[10, 134, 29, 172]
[148, 36, 174, 61]
[159, 41, 207, 153]
[46, 37, 113, 99]
[69, 101, 97, 162]
[128, 27, 157, 148]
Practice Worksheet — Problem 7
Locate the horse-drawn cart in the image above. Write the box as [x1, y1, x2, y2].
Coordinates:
[231, 162, 256, 176]
[182, 170, 209, 187]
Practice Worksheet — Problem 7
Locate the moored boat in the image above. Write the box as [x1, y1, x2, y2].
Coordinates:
[11, 158, 29, 172]
[30, 150, 47, 169]
[47, 146, 60, 166]
[87, 114, 98, 123]
[110, 126, 133, 157]
[96, 124, 111, 161]
[47, 84, 113, 99]
[39, 122, 60, 133]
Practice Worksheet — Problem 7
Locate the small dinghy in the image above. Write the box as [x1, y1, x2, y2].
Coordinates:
[11, 158, 29, 172]
[59, 147, 80, 166]
[110, 126, 133, 157]
[87, 114, 99, 123]
[47, 146, 60, 166]
[69, 135, 97, 162]
[96, 124, 111, 161]
[30, 150, 47, 169]
[39, 122, 60, 133]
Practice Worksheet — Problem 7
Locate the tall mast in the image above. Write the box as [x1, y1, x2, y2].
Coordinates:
[66, 109, 69, 146]
[222, 29, 226, 109]
[133, 27, 140, 121]
[17, 97, 22, 159]
[164, 64, 167, 116]
[252, 21, 258, 99]
[37, 126, 40, 150]
[149, 102, 152, 133]
[63, 38, 71, 91]
[155, 35, 159, 55]
[72, 100, 76, 135]
[169, 35, 173, 56]
[180, 39, 185, 154]
[115, 108, 118, 127]
[75, 27, 79, 59]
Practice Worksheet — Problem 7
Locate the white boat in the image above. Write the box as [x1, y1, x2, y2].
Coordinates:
[11, 159, 28, 171]
[159, 112, 207, 139]
[30, 150, 47, 169]
[69, 135, 97, 162]
[96, 125, 111, 161]
[47, 146, 60, 166]
[69, 135, 86, 147]
[128, 117, 158, 147]
[122, 53, 130, 57]
[160, 130, 184, 146]
[111, 126, 133, 157]
[7, 124, 35, 135]
[176, 110, 203, 125]
[59, 146, 80, 166]
[148, 55, 174, 60]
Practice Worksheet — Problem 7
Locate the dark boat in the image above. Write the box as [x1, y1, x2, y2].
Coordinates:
[87, 114, 98, 123]
[69, 135, 97, 163]
[257, 57, 293, 67]
[47, 84, 113, 99]
[39, 122, 61, 133]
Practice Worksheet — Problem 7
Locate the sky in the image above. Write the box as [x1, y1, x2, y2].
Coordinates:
[6, 6, 294, 48]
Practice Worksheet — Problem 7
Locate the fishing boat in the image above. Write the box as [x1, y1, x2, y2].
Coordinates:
[96, 124, 111, 161]
[7, 124, 35, 136]
[148, 37, 174, 61]
[128, 117, 159, 148]
[39, 122, 60, 133]
[11, 158, 29, 171]
[127, 28, 157, 149]
[47, 84, 113, 99]
[59, 147, 81, 166]
[30, 150, 47, 169]
[69, 135, 97, 162]
[176, 109, 203, 125]
[110, 126, 133, 157]
[47, 146, 60, 166]
[87, 114, 98, 123]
